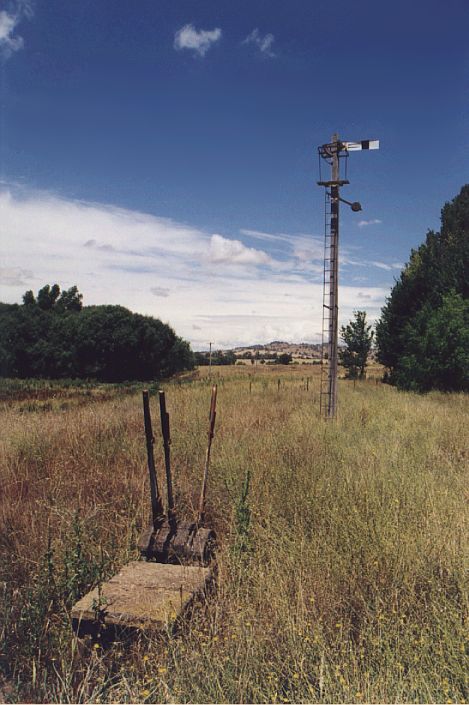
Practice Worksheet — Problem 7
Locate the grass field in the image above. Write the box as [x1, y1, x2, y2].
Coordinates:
[0, 366, 467, 703]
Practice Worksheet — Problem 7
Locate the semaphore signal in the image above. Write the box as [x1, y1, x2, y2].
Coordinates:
[317, 133, 379, 419]
[342, 139, 379, 152]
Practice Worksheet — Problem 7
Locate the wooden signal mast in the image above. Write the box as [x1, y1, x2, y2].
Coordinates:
[317, 134, 379, 419]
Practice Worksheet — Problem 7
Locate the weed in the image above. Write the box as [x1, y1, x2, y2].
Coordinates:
[232, 469, 251, 556]
[0, 366, 467, 702]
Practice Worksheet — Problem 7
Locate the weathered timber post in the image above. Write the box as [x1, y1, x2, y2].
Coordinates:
[198, 385, 217, 525]
[142, 390, 165, 529]
[158, 391, 176, 527]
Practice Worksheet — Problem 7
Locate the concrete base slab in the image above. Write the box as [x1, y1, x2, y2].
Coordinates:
[71, 561, 211, 636]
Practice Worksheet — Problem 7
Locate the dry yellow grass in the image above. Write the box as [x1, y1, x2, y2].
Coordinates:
[0, 366, 467, 703]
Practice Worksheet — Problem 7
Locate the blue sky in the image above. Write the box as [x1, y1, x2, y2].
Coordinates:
[1, 0, 468, 348]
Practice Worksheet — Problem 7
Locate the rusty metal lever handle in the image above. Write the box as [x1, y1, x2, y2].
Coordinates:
[142, 390, 165, 528]
[158, 390, 175, 523]
[198, 385, 217, 525]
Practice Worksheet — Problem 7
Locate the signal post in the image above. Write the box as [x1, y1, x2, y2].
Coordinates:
[317, 134, 379, 419]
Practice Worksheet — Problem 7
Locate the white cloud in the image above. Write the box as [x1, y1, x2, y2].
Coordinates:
[370, 261, 393, 271]
[209, 234, 273, 266]
[240, 228, 287, 243]
[0, 266, 33, 286]
[0, 185, 390, 349]
[291, 235, 324, 264]
[0, 10, 23, 57]
[150, 286, 170, 298]
[242, 29, 276, 58]
[0, 11, 17, 41]
[343, 256, 402, 272]
[370, 260, 403, 271]
[240, 229, 324, 270]
[174, 24, 222, 57]
[358, 219, 382, 227]
[0, 2, 32, 59]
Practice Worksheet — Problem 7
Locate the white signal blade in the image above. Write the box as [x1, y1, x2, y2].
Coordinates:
[343, 139, 379, 151]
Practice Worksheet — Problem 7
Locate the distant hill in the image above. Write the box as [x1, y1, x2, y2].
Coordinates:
[200, 341, 323, 360]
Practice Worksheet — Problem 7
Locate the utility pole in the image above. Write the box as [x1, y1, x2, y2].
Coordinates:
[318, 134, 379, 419]
[328, 133, 340, 419]
[208, 342, 212, 380]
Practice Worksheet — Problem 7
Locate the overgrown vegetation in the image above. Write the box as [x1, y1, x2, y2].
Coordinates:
[376, 185, 469, 391]
[0, 284, 194, 381]
[194, 350, 236, 366]
[339, 310, 373, 379]
[0, 365, 467, 703]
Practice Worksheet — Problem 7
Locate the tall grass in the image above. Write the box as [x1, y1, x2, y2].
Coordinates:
[0, 367, 467, 703]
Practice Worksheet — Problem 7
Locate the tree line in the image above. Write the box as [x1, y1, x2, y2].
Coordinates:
[194, 350, 237, 366]
[0, 285, 194, 382]
[1, 185, 467, 390]
[194, 350, 293, 366]
[338, 185, 468, 392]
[375, 184, 468, 392]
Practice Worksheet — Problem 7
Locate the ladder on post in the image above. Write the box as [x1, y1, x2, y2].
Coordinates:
[320, 189, 333, 417]
[317, 134, 379, 419]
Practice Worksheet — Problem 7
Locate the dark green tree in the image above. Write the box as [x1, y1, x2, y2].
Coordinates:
[37, 284, 61, 310]
[393, 292, 469, 392]
[376, 185, 469, 391]
[0, 285, 194, 381]
[22, 290, 36, 305]
[73, 305, 188, 381]
[56, 286, 83, 312]
[278, 352, 292, 365]
[24, 284, 83, 313]
[339, 310, 374, 379]
[194, 351, 208, 366]
[169, 337, 195, 374]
